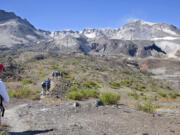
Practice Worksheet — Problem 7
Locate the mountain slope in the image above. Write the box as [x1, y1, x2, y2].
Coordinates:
[0, 9, 180, 58]
[0, 10, 47, 49]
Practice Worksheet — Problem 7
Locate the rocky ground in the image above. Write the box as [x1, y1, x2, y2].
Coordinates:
[1, 98, 180, 135]
[0, 53, 180, 135]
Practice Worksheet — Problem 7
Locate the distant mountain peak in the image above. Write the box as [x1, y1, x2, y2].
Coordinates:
[127, 19, 156, 26]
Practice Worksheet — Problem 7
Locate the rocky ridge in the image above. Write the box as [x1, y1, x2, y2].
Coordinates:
[0, 10, 180, 58]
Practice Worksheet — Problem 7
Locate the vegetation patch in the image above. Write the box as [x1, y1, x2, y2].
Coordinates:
[50, 65, 59, 70]
[128, 90, 139, 100]
[39, 73, 47, 78]
[99, 92, 120, 105]
[168, 92, 180, 99]
[8, 87, 40, 100]
[81, 80, 101, 89]
[109, 81, 121, 89]
[67, 89, 99, 100]
[22, 79, 33, 85]
[158, 91, 167, 98]
[136, 100, 160, 113]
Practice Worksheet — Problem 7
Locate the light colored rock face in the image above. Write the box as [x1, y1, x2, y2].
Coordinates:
[0, 9, 180, 58]
[49, 20, 180, 58]
[0, 10, 47, 48]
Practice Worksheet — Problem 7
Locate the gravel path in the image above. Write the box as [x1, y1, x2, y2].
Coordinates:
[1, 99, 180, 135]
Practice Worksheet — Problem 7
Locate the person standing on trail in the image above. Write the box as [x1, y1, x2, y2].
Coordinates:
[0, 64, 10, 125]
[41, 78, 51, 96]
[0, 64, 10, 103]
[45, 78, 51, 91]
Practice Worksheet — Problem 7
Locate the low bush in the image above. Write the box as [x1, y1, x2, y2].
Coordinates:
[81, 80, 100, 89]
[50, 65, 59, 70]
[99, 92, 120, 105]
[67, 91, 84, 100]
[158, 91, 167, 98]
[67, 89, 99, 100]
[69, 84, 79, 92]
[61, 70, 70, 78]
[22, 79, 33, 85]
[136, 100, 159, 113]
[165, 85, 171, 90]
[128, 90, 139, 100]
[39, 73, 47, 78]
[109, 81, 121, 89]
[168, 93, 180, 99]
[120, 79, 133, 87]
[8, 87, 40, 100]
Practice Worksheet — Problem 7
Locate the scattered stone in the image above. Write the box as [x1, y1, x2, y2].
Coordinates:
[94, 99, 104, 107]
[123, 107, 136, 113]
[73, 102, 80, 107]
[112, 105, 119, 109]
[154, 113, 162, 117]
[169, 130, 175, 133]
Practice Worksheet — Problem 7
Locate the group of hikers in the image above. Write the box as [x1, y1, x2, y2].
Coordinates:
[41, 71, 62, 96]
[0, 64, 63, 125]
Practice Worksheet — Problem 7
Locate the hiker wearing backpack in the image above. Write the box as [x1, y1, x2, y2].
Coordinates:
[41, 78, 51, 95]
[0, 64, 10, 125]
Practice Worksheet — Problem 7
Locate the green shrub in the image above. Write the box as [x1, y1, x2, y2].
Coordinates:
[158, 92, 167, 98]
[67, 89, 99, 100]
[120, 79, 133, 87]
[8, 87, 40, 100]
[51, 65, 59, 70]
[165, 85, 171, 90]
[67, 91, 84, 100]
[130, 83, 146, 91]
[39, 73, 47, 78]
[168, 93, 180, 99]
[85, 89, 99, 98]
[69, 84, 79, 92]
[81, 80, 100, 89]
[99, 92, 120, 105]
[136, 100, 159, 113]
[22, 79, 33, 85]
[61, 70, 70, 78]
[128, 90, 139, 100]
[109, 81, 121, 89]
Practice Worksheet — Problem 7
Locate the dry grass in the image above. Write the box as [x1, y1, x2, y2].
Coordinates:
[3, 52, 179, 104]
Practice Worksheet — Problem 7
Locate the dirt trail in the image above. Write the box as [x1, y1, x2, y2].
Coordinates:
[3, 104, 30, 133]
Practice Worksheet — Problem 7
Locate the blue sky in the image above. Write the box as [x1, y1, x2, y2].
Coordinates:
[1, 0, 180, 31]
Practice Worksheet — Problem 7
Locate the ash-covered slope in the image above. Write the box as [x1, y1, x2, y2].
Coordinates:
[0, 10, 48, 50]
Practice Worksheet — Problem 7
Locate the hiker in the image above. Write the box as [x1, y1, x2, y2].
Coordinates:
[52, 71, 62, 80]
[52, 72, 55, 79]
[0, 64, 10, 125]
[41, 78, 51, 95]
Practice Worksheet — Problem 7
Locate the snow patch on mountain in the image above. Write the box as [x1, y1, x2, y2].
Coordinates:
[152, 37, 179, 40]
[84, 33, 96, 38]
[155, 41, 180, 58]
[163, 28, 178, 36]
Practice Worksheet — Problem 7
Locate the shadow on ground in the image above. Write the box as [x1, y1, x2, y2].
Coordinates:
[9, 129, 54, 135]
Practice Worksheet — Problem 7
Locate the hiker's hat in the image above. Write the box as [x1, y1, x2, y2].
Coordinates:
[0, 64, 5, 71]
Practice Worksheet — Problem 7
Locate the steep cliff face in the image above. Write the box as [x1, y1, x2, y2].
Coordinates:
[86, 39, 166, 58]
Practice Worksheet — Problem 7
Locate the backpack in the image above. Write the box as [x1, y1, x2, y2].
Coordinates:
[0, 95, 5, 117]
